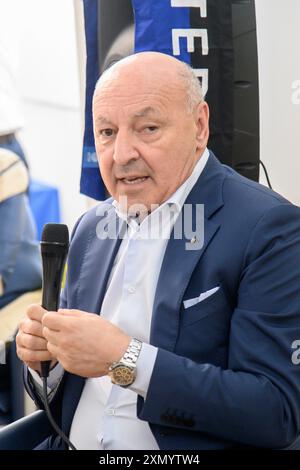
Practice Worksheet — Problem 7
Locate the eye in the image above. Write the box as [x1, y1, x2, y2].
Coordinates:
[142, 126, 159, 134]
[99, 128, 115, 137]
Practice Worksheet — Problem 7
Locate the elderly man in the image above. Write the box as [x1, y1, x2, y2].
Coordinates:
[17, 52, 300, 450]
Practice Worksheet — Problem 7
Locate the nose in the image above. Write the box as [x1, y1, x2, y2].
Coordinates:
[113, 128, 139, 166]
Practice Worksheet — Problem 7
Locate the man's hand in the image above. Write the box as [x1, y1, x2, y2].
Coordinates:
[41, 309, 131, 378]
[16, 304, 57, 374]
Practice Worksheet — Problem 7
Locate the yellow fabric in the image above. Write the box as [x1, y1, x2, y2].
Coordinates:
[61, 262, 67, 290]
[0, 148, 29, 203]
[0, 289, 42, 343]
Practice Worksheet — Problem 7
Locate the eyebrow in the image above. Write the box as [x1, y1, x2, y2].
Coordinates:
[96, 115, 112, 125]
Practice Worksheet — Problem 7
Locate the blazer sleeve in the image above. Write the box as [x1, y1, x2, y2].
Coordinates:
[23, 212, 86, 408]
[137, 203, 300, 449]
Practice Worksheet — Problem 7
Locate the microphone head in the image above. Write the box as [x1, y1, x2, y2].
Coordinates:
[41, 223, 69, 245]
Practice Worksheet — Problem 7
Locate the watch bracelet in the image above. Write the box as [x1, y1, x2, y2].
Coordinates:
[109, 338, 142, 371]
[122, 338, 142, 367]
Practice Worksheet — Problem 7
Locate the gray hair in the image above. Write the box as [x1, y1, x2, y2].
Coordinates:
[176, 61, 204, 113]
[95, 56, 204, 114]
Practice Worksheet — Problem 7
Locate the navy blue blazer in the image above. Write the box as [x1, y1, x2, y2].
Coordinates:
[26, 152, 300, 450]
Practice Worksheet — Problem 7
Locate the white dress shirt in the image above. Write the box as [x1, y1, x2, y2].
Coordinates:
[30, 148, 209, 449]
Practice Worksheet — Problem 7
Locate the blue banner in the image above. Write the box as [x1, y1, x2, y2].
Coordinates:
[133, 0, 190, 64]
[80, 0, 106, 201]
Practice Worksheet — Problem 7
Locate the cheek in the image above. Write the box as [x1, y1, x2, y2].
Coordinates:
[151, 148, 182, 178]
[96, 144, 110, 167]
[97, 150, 114, 186]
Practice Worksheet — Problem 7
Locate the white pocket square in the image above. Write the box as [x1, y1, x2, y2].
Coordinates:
[183, 286, 220, 309]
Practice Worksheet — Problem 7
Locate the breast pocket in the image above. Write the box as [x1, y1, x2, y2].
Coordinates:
[181, 286, 231, 327]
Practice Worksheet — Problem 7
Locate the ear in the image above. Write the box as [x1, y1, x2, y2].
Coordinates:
[195, 101, 210, 150]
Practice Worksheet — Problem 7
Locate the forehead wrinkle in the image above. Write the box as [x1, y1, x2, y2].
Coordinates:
[94, 81, 185, 106]
[95, 95, 179, 115]
[133, 106, 162, 119]
[93, 85, 187, 127]
[94, 97, 170, 125]
[95, 107, 164, 128]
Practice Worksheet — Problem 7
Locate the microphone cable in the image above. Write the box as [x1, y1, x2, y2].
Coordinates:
[42, 377, 77, 450]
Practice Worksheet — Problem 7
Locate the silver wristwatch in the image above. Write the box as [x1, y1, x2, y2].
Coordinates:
[108, 338, 142, 387]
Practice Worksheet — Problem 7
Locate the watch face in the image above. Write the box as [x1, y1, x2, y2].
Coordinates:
[111, 365, 135, 386]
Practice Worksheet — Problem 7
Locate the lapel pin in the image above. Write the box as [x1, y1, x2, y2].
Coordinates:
[190, 236, 197, 244]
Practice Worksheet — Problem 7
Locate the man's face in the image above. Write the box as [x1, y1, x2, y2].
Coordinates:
[93, 62, 209, 212]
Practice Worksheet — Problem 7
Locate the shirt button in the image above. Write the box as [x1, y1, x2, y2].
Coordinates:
[106, 408, 116, 415]
[128, 286, 136, 294]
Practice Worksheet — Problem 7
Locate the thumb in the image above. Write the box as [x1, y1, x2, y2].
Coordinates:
[57, 308, 84, 317]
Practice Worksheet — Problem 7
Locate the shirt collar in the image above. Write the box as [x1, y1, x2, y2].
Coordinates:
[113, 148, 209, 224]
[164, 147, 209, 213]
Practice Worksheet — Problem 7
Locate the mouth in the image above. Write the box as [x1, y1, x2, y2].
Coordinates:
[117, 176, 149, 185]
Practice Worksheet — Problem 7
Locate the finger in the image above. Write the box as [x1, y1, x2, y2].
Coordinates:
[19, 318, 44, 338]
[26, 304, 47, 322]
[46, 342, 59, 358]
[58, 309, 84, 317]
[42, 326, 60, 346]
[42, 312, 65, 331]
[17, 346, 55, 364]
[20, 332, 48, 351]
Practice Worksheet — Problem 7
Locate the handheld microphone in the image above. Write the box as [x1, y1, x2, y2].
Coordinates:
[38, 223, 76, 450]
[40, 223, 69, 378]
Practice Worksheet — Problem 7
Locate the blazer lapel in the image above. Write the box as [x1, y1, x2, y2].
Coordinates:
[74, 207, 125, 315]
[150, 152, 225, 351]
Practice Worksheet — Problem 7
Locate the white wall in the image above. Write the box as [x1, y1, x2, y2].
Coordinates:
[8, 0, 89, 230]
[256, 0, 300, 206]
